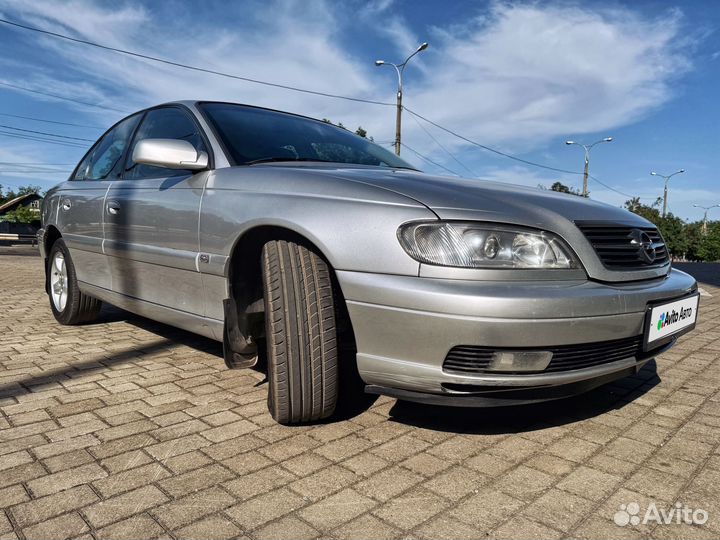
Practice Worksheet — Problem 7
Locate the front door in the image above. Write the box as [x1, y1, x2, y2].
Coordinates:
[104, 106, 209, 316]
[55, 113, 141, 290]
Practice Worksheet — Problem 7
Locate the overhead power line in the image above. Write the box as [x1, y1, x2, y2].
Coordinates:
[401, 143, 460, 176]
[0, 166, 67, 172]
[0, 178, 36, 189]
[404, 107, 583, 176]
[0, 130, 87, 148]
[0, 161, 72, 173]
[587, 175, 656, 201]
[403, 108, 657, 199]
[0, 18, 652, 201]
[408, 113, 476, 177]
[0, 112, 102, 129]
[587, 174, 634, 199]
[0, 124, 94, 141]
[0, 81, 128, 113]
[0, 18, 394, 108]
[0, 169, 70, 174]
[0, 161, 74, 166]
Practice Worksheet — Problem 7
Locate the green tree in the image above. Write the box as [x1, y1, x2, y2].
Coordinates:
[16, 185, 41, 196]
[624, 197, 663, 223]
[698, 222, 720, 262]
[549, 181, 583, 196]
[623, 197, 693, 259]
[0, 185, 42, 205]
[2, 205, 39, 224]
[658, 214, 688, 258]
[684, 222, 704, 261]
[321, 119, 373, 141]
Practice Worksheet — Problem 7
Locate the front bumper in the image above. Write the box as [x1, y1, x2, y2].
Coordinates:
[337, 268, 697, 402]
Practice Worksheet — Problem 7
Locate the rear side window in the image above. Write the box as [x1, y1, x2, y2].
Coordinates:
[125, 107, 206, 180]
[74, 114, 141, 181]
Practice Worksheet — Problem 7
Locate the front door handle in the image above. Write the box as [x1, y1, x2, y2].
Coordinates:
[106, 201, 121, 215]
[61, 199, 72, 211]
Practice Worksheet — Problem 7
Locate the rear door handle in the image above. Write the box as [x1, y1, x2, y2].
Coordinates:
[106, 201, 121, 215]
[61, 199, 72, 211]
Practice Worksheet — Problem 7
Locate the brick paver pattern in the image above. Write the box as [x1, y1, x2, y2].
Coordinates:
[1, 247, 720, 539]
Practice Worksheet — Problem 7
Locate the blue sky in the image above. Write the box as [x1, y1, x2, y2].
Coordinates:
[0, 0, 718, 221]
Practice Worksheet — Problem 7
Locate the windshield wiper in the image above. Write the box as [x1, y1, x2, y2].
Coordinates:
[245, 157, 336, 165]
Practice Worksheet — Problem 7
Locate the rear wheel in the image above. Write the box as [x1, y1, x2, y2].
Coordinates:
[48, 239, 102, 325]
[261, 240, 338, 424]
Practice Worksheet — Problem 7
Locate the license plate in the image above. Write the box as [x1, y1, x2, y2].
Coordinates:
[644, 293, 699, 350]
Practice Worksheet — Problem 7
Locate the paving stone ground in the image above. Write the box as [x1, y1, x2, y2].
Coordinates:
[1, 246, 720, 540]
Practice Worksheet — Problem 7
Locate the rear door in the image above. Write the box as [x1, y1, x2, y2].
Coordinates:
[104, 106, 210, 315]
[55, 114, 141, 290]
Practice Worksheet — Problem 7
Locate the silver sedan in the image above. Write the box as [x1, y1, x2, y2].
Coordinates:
[38, 100, 699, 424]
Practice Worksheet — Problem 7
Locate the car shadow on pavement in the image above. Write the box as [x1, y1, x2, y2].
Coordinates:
[0, 337, 177, 400]
[385, 361, 661, 435]
[95, 304, 225, 357]
[94, 304, 380, 422]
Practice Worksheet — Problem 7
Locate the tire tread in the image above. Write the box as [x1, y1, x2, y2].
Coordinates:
[262, 240, 337, 424]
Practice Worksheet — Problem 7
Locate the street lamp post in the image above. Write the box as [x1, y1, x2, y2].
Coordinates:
[564, 137, 613, 197]
[651, 169, 685, 218]
[375, 42, 428, 156]
[693, 203, 720, 235]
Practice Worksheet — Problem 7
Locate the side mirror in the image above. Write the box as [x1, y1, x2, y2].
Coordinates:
[132, 139, 208, 170]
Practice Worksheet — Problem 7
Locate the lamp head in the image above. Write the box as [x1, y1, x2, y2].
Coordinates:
[603, 137, 613, 142]
[417, 42, 429, 52]
[565, 140, 575, 145]
[679, 169, 685, 173]
[374, 60, 385, 66]
[651, 171, 658, 176]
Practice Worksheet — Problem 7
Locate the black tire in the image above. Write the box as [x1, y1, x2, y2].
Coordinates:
[262, 240, 338, 424]
[47, 239, 102, 325]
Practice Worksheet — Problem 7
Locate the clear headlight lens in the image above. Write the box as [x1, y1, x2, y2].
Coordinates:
[398, 221, 580, 269]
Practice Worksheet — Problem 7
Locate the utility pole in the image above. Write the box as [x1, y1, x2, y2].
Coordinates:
[651, 169, 685, 218]
[693, 203, 720, 235]
[375, 42, 428, 156]
[565, 138, 613, 197]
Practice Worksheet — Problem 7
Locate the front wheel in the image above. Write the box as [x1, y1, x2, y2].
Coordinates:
[261, 240, 338, 424]
[48, 239, 102, 325]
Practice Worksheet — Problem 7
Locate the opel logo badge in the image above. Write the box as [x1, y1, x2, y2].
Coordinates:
[628, 229, 656, 264]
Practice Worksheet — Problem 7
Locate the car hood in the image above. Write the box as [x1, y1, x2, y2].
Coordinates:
[313, 165, 668, 283]
[320, 167, 650, 228]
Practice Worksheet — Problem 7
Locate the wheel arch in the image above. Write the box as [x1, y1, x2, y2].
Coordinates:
[44, 225, 62, 253]
[224, 224, 356, 362]
[226, 224, 334, 318]
[43, 225, 63, 293]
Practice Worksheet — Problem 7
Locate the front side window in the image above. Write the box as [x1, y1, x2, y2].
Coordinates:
[125, 107, 206, 180]
[199, 102, 415, 169]
[75, 114, 141, 181]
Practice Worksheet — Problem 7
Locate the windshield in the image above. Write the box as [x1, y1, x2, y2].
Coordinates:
[199, 102, 416, 169]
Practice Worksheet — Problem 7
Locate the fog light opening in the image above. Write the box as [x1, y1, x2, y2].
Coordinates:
[488, 351, 553, 372]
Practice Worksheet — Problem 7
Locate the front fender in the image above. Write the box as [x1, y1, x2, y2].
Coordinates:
[199, 168, 436, 277]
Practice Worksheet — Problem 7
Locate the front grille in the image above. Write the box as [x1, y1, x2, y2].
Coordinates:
[443, 336, 643, 375]
[576, 222, 669, 269]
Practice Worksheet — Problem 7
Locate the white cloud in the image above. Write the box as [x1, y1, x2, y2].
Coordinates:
[0, 0, 696, 203]
[410, 3, 690, 149]
[358, 0, 394, 17]
[10, 0, 147, 46]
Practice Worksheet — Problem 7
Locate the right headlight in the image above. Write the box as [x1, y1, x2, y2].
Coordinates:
[397, 221, 581, 269]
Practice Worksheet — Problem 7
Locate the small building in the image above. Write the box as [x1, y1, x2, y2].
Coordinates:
[0, 192, 43, 243]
